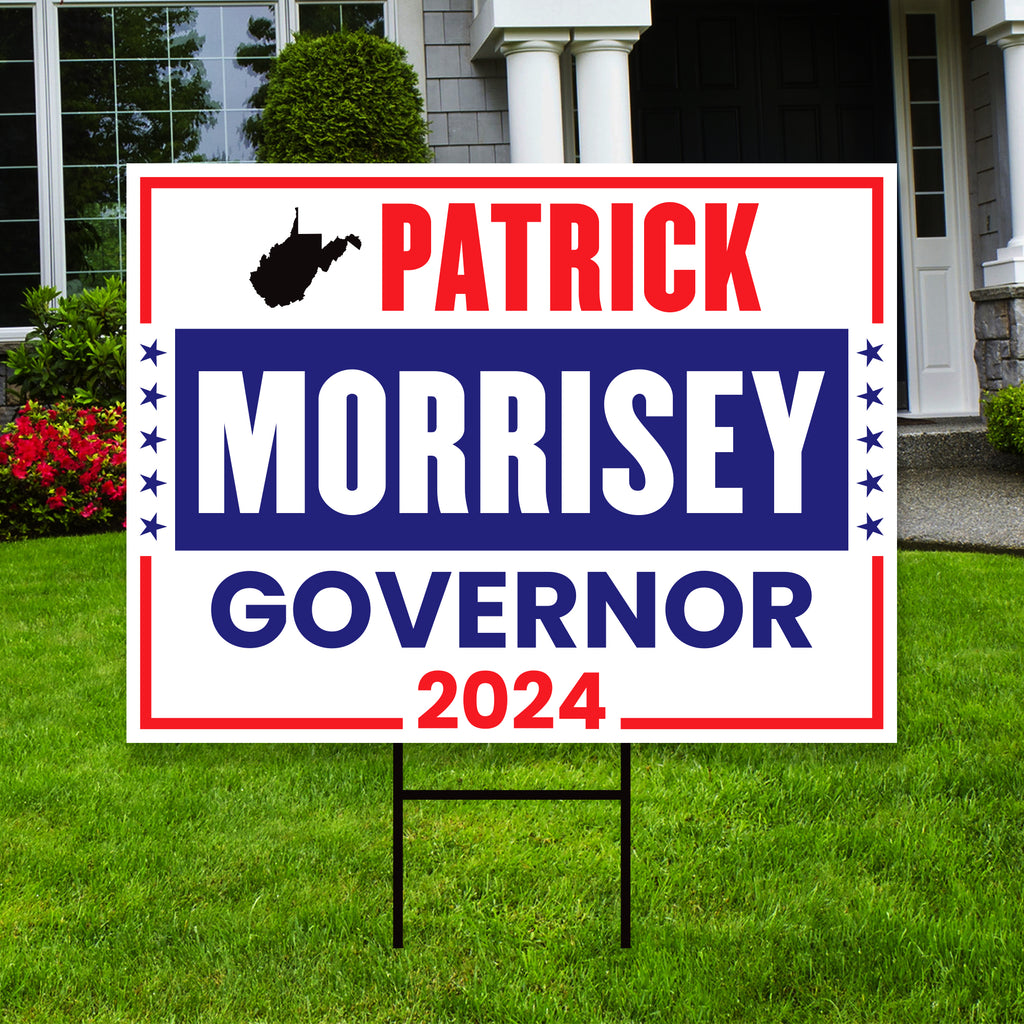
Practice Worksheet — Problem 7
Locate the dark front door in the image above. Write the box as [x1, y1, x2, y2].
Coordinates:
[631, 0, 897, 164]
[630, 0, 905, 406]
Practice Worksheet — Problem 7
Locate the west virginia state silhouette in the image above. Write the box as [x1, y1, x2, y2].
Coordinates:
[250, 208, 361, 307]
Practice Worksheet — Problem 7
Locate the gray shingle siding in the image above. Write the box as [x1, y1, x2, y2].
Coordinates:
[962, 0, 1011, 289]
[423, 0, 509, 162]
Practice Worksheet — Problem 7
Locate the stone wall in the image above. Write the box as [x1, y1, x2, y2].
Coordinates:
[0, 342, 20, 425]
[423, 0, 510, 163]
[972, 283, 1024, 397]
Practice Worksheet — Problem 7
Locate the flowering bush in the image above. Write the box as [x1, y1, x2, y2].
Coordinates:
[0, 400, 126, 542]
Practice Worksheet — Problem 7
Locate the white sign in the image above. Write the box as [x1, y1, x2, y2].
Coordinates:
[127, 164, 896, 743]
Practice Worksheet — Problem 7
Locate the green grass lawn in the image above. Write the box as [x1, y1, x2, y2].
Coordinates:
[1, 536, 1023, 1022]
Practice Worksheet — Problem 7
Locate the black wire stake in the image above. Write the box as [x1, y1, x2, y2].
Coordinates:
[392, 742, 632, 949]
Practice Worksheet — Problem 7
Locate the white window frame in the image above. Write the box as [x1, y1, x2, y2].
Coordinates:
[0, 0, 405, 340]
[889, 0, 977, 414]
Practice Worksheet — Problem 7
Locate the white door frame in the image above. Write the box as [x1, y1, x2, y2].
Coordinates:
[890, 0, 978, 415]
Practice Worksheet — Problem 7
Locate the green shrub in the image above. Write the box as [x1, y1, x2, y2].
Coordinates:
[258, 31, 431, 163]
[983, 384, 1024, 455]
[1, 277, 126, 406]
[0, 399, 126, 542]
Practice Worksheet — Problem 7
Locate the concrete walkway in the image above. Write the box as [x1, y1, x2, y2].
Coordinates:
[897, 417, 1024, 554]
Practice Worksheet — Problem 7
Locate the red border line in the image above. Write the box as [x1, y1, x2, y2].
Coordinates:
[618, 554, 885, 731]
[138, 555, 886, 734]
[140, 555, 153, 723]
[871, 553, 884, 720]
[138, 174, 885, 326]
[871, 179, 885, 324]
[140, 181, 153, 324]
[138, 556, 403, 731]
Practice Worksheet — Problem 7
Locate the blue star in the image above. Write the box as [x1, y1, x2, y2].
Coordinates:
[858, 515, 883, 539]
[140, 384, 165, 408]
[141, 340, 165, 364]
[858, 470, 883, 496]
[858, 427, 883, 452]
[858, 341, 883, 365]
[140, 471, 165, 495]
[858, 384, 883, 409]
[140, 515, 166, 539]
[140, 427, 165, 451]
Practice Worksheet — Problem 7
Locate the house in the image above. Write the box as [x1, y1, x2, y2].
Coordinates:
[2, 0, 1023, 419]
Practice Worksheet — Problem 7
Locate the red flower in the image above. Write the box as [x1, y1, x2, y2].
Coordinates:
[2, 399, 126, 538]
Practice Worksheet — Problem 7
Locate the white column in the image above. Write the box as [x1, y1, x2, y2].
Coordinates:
[571, 35, 639, 163]
[470, 0, 651, 165]
[500, 38, 568, 163]
[1000, 38, 1024, 249]
[974, 1, 1024, 282]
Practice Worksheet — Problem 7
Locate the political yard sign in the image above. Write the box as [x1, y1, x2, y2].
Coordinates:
[126, 164, 896, 744]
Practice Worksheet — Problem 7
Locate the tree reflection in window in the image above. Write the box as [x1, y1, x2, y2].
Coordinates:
[236, 13, 277, 155]
[59, 5, 274, 290]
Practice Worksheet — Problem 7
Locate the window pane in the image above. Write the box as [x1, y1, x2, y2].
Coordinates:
[912, 148, 943, 194]
[64, 165, 120, 219]
[915, 194, 946, 238]
[298, 4, 341, 36]
[225, 57, 270, 108]
[170, 58, 222, 109]
[0, 8, 40, 327]
[170, 7, 221, 58]
[299, 3, 385, 37]
[58, 8, 113, 60]
[0, 169, 38, 220]
[63, 165, 121, 270]
[1, 222, 40, 273]
[342, 3, 384, 35]
[222, 7, 274, 51]
[169, 109, 216, 160]
[66, 217, 123, 275]
[114, 6, 172, 58]
[60, 60, 116, 113]
[176, 109, 227, 160]
[910, 103, 941, 148]
[904, 15, 946, 241]
[62, 113, 119, 165]
[116, 60, 172, 111]
[0, 62, 35, 115]
[117, 110, 172, 161]
[0, 8, 34, 60]
[907, 58, 939, 102]
[230, 8, 274, 119]
[226, 109, 258, 160]
[0, 275, 39, 326]
[237, 10, 276, 56]
[57, 4, 273, 279]
[0, 113, 36, 160]
[906, 14, 937, 58]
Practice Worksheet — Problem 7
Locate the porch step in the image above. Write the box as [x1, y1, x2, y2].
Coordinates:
[897, 417, 1024, 470]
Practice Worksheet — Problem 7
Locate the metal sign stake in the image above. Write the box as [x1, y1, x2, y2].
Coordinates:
[393, 743, 632, 948]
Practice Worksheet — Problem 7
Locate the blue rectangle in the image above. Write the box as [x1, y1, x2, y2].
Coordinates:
[174, 328, 848, 551]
